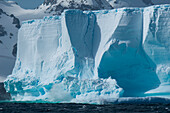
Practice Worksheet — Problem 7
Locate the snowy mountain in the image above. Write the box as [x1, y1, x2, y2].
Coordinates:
[0, 0, 49, 21]
[42, 0, 112, 15]
[41, 0, 170, 15]
[108, 0, 170, 8]
[0, 6, 20, 81]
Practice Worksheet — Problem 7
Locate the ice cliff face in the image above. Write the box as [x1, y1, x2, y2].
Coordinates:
[5, 11, 124, 103]
[1, 0, 170, 82]
[143, 6, 170, 96]
[4, 5, 170, 103]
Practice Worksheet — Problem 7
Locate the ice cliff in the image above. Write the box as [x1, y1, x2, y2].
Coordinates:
[5, 4, 170, 103]
[1, 0, 170, 82]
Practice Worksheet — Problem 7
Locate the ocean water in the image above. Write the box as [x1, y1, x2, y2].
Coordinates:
[0, 102, 170, 113]
[1, 83, 170, 113]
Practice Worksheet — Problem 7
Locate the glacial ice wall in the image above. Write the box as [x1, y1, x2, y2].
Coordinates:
[143, 5, 170, 96]
[95, 8, 160, 96]
[5, 4, 170, 103]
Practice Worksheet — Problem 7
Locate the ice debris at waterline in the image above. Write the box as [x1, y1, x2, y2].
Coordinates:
[4, 4, 170, 103]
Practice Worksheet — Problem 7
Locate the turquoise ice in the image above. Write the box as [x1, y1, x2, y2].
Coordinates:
[4, 4, 170, 103]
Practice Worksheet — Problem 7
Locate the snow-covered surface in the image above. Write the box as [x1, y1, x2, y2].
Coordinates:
[42, 0, 170, 15]
[107, 0, 170, 8]
[42, 0, 112, 15]
[0, 0, 49, 21]
[4, 4, 170, 103]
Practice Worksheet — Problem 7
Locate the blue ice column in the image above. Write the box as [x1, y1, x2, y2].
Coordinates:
[97, 8, 160, 97]
[143, 5, 170, 96]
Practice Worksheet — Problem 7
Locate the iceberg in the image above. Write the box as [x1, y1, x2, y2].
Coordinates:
[4, 4, 170, 103]
[143, 5, 170, 96]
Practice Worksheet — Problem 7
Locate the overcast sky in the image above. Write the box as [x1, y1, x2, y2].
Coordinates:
[6, 0, 44, 9]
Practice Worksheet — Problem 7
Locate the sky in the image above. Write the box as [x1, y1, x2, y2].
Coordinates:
[6, 0, 44, 9]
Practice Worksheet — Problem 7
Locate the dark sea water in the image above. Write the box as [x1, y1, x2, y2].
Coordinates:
[0, 102, 170, 113]
[1, 83, 170, 113]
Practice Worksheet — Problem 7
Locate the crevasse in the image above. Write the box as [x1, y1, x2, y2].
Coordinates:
[4, 4, 170, 103]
